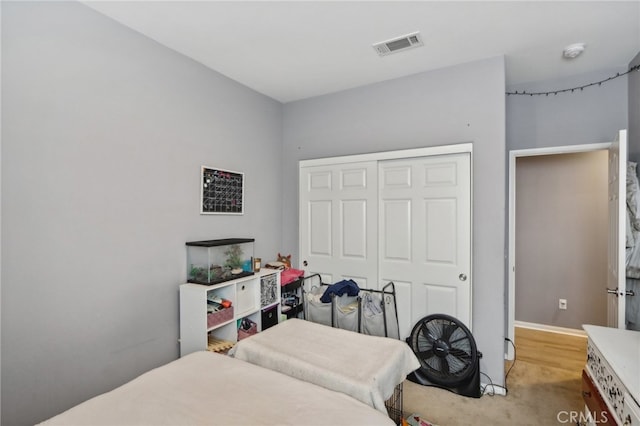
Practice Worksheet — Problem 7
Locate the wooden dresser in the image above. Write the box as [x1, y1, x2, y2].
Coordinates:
[583, 325, 640, 425]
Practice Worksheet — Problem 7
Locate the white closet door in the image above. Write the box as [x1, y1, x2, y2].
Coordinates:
[299, 161, 378, 288]
[378, 153, 472, 338]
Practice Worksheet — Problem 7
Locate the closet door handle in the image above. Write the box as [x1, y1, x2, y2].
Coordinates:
[607, 288, 619, 296]
[459, 274, 467, 281]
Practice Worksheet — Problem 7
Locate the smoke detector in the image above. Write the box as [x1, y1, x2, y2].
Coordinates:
[563, 43, 586, 59]
[373, 32, 424, 57]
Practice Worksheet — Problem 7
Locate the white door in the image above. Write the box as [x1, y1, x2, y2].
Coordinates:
[299, 161, 378, 288]
[378, 153, 472, 338]
[607, 129, 627, 328]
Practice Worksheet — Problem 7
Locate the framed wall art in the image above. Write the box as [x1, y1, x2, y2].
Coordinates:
[200, 166, 244, 215]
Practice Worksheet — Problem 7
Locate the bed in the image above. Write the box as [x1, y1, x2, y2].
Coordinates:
[229, 318, 420, 417]
[39, 351, 395, 426]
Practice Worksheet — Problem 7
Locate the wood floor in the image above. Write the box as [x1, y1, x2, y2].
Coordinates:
[513, 326, 587, 372]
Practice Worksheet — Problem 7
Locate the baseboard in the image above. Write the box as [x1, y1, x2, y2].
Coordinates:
[481, 383, 507, 396]
[515, 320, 586, 337]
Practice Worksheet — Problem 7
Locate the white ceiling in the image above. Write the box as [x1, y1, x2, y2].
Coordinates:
[84, 1, 640, 103]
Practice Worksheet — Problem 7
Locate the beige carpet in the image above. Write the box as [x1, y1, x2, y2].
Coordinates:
[403, 360, 583, 426]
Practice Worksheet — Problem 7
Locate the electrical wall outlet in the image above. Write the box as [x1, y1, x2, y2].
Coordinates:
[559, 299, 567, 310]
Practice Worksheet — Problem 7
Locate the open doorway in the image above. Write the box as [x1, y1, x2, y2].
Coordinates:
[515, 150, 609, 328]
[507, 142, 612, 360]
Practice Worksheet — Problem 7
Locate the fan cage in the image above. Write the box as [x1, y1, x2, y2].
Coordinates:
[410, 315, 477, 386]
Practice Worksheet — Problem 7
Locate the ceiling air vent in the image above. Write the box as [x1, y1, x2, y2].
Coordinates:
[373, 32, 423, 57]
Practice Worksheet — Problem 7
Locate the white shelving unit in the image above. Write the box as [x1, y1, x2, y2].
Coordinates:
[179, 269, 281, 356]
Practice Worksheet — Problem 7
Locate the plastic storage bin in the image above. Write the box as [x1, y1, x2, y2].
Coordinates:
[235, 280, 258, 315]
[187, 238, 255, 285]
[261, 305, 279, 330]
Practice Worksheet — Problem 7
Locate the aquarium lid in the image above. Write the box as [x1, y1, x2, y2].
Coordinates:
[186, 238, 255, 247]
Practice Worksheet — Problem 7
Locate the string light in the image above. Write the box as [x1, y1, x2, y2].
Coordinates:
[506, 64, 640, 96]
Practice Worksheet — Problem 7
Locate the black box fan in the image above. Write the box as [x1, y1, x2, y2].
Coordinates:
[406, 313, 482, 398]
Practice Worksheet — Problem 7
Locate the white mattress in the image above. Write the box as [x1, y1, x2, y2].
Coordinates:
[40, 351, 395, 426]
[229, 318, 420, 413]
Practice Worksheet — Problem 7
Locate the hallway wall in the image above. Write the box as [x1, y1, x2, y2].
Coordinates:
[515, 151, 609, 329]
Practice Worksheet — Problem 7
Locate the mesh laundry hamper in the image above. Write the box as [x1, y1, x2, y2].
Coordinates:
[304, 284, 333, 327]
[360, 288, 400, 339]
[332, 293, 360, 332]
[302, 275, 399, 339]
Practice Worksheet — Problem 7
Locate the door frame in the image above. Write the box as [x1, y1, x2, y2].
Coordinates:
[507, 142, 610, 360]
[298, 143, 473, 168]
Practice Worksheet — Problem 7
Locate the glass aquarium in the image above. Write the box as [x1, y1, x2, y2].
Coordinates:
[186, 238, 255, 285]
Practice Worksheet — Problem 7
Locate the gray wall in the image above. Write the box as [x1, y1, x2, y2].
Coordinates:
[630, 52, 640, 164]
[507, 67, 629, 151]
[282, 56, 507, 385]
[515, 151, 608, 329]
[1, 3, 283, 425]
[4, 2, 631, 423]
[507, 67, 630, 332]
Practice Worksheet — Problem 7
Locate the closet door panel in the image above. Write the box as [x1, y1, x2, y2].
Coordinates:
[308, 170, 332, 191]
[379, 153, 471, 337]
[381, 199, 412, 262]
[308, 201, 332, 256]
[381, 164, 412, 188]
[340, 200, 367, 259]
[413, 283, 459, 319]
[300, 162, 378, 288]
[424, 198, 457, 265]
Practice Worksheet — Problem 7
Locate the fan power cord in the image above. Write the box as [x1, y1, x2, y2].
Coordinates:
[504, 337, 517, 385]
[481, 373, 509, 396]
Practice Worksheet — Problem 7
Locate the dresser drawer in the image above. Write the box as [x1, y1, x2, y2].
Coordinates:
[582, 370, 615, 425]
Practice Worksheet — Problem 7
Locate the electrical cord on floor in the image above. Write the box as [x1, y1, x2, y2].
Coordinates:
[479, 337, 516, 397]
[504, 337, 517, 385]
[481, 372, 509, 396]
